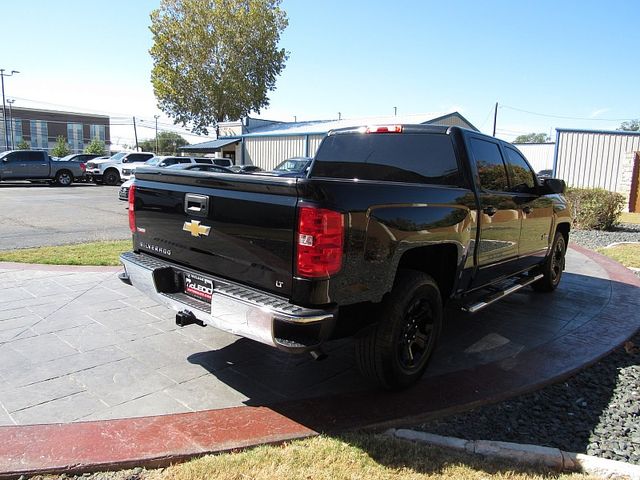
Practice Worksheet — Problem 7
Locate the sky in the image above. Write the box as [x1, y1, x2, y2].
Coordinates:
[1, 0, 639, 146]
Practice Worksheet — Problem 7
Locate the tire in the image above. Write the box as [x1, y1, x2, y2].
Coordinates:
[532, 232, 566, 292]
[103, 169, 120, 186]
[54, 170, 73, 187]
[355, 270, 442, 390]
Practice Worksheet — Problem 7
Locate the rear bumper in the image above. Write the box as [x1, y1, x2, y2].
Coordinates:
[119, 251, 336, 353]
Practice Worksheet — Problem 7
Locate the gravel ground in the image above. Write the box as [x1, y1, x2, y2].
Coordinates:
[419, 224, 640, 465]
[570, 223, 640, 250]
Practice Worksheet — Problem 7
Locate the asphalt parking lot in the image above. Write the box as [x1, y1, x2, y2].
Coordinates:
[0, 182, 130, 250]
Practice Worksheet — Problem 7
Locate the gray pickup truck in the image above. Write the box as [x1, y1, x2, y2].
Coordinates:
[0, 150, 85, 186]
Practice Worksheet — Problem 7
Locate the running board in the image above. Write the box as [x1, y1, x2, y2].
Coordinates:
[462, 274, 543, 313]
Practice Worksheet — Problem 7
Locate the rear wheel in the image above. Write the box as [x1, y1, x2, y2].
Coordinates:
[355, 270, 442, 390]
[103, 169, 120, 186]
[532, 232, 566, 292]
[54, 170, 73, 186]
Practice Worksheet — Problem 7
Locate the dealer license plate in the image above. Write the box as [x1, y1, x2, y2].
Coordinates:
[183, 272, 214, 302]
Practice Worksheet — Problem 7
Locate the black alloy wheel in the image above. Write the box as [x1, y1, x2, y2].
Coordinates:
[533, 232, 566, 292]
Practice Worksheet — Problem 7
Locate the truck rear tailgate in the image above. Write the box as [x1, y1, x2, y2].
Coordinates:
[132, 169, 298, 297]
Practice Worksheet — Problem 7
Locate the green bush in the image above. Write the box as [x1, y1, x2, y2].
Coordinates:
[565, 188, 625, 231]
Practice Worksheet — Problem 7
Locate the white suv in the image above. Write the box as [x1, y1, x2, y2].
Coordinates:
[85, 152, 154, 185]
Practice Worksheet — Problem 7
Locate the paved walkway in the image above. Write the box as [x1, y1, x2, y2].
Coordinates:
[0, 245, 638, 477]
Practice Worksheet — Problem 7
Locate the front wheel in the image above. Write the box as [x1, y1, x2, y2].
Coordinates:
[532, 232, 566, 292]
[103, 169, 120, 186]
[355, 270, 442, 390]
[54, 170, 73, 186]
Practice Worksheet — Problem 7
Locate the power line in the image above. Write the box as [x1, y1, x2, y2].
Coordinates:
[500, 105, 634, 122]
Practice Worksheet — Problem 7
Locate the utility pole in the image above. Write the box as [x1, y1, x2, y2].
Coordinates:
[0, 69, 19, 151]
[394, 106, 397, 116]
[7, 99, 15, 149]
[154, 115, 159, 153]
[338, 112, 341, 120]
[132, 116, 139, 151]
[492, 102, 498, 137]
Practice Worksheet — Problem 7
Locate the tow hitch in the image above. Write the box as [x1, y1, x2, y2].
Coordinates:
[176, 310, 204, 327]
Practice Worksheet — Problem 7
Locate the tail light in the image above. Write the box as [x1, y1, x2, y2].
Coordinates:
[128, 185, 136, 233]
[296, 206, 344, 278]
[80, 163, 86, 172]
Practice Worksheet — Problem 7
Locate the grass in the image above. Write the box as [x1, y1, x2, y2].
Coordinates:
[620, 212, 640, 224]
[126, 434, 596, 480]
[0, 240, 131, 266]
[598, 243, 640, 269]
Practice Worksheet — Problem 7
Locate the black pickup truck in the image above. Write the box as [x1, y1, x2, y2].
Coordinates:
[0, 150, 85, 186]
[120, 125, 570, 389]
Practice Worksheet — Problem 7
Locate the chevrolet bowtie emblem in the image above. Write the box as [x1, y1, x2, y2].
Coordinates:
[183, 220, 211, 237]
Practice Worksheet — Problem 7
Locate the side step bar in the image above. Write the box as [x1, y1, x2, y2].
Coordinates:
[462, 274, 543, 313]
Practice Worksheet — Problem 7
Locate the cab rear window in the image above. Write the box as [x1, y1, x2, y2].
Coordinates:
[312, 133, 461, 186]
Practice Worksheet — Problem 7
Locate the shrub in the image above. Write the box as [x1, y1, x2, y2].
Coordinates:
[84, 137, 106, 155]
[51, 135, 71, 157]
[565, 188, 625, 230]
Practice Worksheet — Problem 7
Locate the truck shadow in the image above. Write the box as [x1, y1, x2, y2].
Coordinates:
[186, 270, 639, 459]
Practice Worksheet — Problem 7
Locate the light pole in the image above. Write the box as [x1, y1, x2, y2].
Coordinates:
[154, 115, 159, 153]
[7, 99, 15, 149]
[0, 69, 19, 150]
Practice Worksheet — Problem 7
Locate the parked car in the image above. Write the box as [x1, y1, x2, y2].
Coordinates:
[120, 124, 570, 389]
[262, 156, 312, 177]
[0, 150, 85, 186]
[85, 152, 154, 185]
[537, 169, 553, 181]
[58, 153, 102, 164]
[210, 157, 233, 167]
[121, 156, 216, 181]
[118, 178, 134, 201]
[165, 164, 234, 173]
[229, 165, 263, 173]
[118, 161, 228, 200]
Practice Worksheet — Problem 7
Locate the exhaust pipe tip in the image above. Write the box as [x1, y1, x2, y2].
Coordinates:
[309, 349, 327, 361]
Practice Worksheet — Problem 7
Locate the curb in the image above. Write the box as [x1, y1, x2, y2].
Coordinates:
[388, 429, 640, 480]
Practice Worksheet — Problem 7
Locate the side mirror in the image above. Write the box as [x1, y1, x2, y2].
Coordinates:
[542, 178, 566, 194]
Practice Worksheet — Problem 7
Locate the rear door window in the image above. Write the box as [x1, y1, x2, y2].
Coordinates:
[468, 138, 509, 192]
[313, 133, 462, 186]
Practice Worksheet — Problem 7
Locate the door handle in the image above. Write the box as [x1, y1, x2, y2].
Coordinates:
[184, 193, 209, 217]
[522, 206, 532, 214]
[483, 206, 498, 216]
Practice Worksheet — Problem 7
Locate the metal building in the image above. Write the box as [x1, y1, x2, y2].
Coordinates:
[513, 142, 555, 174]
[554, 128, 640, 212]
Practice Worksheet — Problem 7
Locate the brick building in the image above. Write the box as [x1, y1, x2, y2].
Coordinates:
[0, 106, 110, 153]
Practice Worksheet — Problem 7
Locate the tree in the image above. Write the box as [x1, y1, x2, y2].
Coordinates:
[84, 138, 106, 155]
[139, 131, 189, 154]
[51, 135, 71, 157]
[513, 133, 551, 143]
[618, 120, 640, 131]
[149, 0, 289, 135]
[16, 139, 29, 150]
